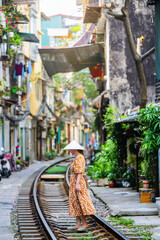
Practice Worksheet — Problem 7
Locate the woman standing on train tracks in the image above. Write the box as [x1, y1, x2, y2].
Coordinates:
[64, 140, 96, 232]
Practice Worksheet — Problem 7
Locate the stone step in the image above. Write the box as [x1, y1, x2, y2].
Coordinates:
[121, 208, 158, 216]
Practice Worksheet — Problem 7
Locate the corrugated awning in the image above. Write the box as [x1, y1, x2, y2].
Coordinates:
[17, 32, 39, 43]
[41, 12, 51, 21]
[83, 6, 102, 23]
[39, 43, 103, 77]
[73, 24, 95, 46]
[115, 114, 139, 123]
[91, 90, 109, 109]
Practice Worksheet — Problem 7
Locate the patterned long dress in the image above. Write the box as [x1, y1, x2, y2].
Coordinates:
[69, 154, 96, 217]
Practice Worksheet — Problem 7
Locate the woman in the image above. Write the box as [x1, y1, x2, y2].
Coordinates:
[64, 140, 96, 231]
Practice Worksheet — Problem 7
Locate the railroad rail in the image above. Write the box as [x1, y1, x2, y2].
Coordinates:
[17, 157, 130, 240]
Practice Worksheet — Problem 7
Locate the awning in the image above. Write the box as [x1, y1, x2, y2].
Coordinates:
[17, 32, 39, 43]
[73, 24, 95, 46]
[83, 6, 102, 23]
[115, 114, 139, 124]
[39, 43, 103, 77]
[91, 90, 109, 109]
[41, 12, 51, 21]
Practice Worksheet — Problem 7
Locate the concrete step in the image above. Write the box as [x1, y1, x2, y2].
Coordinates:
[121, 208, 158, 216]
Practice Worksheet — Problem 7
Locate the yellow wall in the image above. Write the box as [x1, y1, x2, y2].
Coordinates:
[83, 0, 88, 12]
[19, 1, 43, 115]
[30, 0, 43, 115]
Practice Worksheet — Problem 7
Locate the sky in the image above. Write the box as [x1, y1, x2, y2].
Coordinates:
[40, 0, 82, 17]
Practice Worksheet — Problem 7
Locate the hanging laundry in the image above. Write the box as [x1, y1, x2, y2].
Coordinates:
[24, 64, 27, 72]
[14, 63, 25, 79]
[15, 62, 23, 76]
[27, 61, 32, 74]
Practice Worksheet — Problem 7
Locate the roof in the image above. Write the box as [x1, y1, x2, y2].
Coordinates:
[73, 24, 95, 46]
[17, 32, 39, 43]
[115, 114, 139, 124]
[83, 6, 102, 23]
[91, 90, 109, 109]
[48, 14, 82, 19]
[39, 43, 103, 77]
[41, 12, 51, 21]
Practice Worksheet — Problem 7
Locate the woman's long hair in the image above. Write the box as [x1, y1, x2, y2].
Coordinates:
[77, 149, 85, 158]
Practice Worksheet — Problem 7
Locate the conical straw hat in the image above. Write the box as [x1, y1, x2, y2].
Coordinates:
[63, 140, 85, 150]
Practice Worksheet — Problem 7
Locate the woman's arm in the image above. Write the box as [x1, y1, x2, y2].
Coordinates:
[75, 173, 82, 191]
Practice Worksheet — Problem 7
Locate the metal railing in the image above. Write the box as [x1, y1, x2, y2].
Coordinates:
[33, 157, 72, 240]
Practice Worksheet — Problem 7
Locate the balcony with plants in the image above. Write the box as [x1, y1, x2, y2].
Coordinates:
[0, 1, 26, 64]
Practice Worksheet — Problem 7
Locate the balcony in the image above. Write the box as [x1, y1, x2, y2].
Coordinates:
[83, 0, 105, 23]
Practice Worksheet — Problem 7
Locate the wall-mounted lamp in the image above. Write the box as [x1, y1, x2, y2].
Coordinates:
[0, 33, 9, 61]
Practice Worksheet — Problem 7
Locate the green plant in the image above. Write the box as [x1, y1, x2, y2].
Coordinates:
[25, 156, 30, 163]
[47, 129, 56, 139]
[122, 168, 136, 187]
[12, 85, 23, 94]
[87, 160, 108, 179]
[87, 139, 120, 180]
[109, 216, 153, 240]
[109, 216, 134, 227]
[103, 105, 119, 137]
[107, 172, 116, 181]
[0, 1, 25, 64]
[45, 149, 56, 160]
[138, 104, 160, 186]
[9, 33, 23, 46]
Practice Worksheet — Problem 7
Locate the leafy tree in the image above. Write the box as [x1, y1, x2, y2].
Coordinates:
[72, 71, 98, 101]
[53, 71, 98, 113]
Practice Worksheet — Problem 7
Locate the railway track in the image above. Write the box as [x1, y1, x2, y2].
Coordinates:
[17, 157, 130, 240]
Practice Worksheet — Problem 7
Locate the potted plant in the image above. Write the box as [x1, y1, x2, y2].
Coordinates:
[87, 160, 108, 186]
[45, 149, 56, 160]
[122, 167, 136, 188]
[138, 105, 160, 191]
[107, 172, 116, 188]
[25, 156, 30, 167]
[96, 164, 108, 187]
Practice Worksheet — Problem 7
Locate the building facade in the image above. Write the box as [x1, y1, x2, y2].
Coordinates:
[83, 0, 155, 113]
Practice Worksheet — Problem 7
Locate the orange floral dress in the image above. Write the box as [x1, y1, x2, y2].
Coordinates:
[69, 154, 96, 217]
